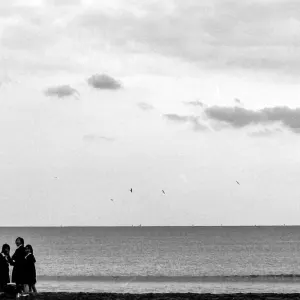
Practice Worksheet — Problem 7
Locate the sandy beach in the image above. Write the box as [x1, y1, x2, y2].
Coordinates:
[1, 293, 300, 300]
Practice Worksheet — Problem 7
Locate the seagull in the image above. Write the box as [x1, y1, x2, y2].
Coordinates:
[110, 199, 114, 202]
[162, 190, 165, 194]
[236, 181, 240, 185]
[54, 177, 59, 179]
[130, 188, 133, 193]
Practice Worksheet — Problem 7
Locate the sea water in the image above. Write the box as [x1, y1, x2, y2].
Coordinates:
[2, 226, 300, 293]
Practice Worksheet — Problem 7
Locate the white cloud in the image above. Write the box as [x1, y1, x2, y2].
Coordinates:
[87, 74, 122, 90]
[44, 85, 79, 98]
[137, 102, 154, 111]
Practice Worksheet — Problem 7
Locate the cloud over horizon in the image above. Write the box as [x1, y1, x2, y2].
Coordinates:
[0, 74, 13, 87]
[164, 113, 207, 131]
[44, 85, 80, 98]
[248, 128, 282, 137]
[87, 74, 122, 90]
[234, 98, 242, 105]
[204, 105, 300, 133]
[184, 100, 204, 107]
[137, 102, 155, 111]
[83, 134, 115, 142]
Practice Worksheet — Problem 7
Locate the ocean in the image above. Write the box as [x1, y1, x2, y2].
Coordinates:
[2, 226, 300, 293]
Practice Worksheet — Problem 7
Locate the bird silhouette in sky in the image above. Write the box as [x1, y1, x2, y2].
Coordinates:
[236, 181, 240, 185]
[110, 199, 114, 202]
[130, 188, 133, 193]
[162, 190, 165, 194]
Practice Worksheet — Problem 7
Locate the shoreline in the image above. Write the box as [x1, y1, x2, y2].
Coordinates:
[3, 293, 300, 300]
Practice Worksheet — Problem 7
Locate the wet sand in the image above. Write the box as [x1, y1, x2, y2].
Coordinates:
[2, 293, 300, 300]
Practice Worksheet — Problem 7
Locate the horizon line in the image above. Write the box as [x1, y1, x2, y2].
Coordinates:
[0, 225, 296, 228]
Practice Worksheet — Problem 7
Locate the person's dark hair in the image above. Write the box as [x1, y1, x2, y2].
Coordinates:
[16, 237, 24, 245]
[1, 244, 10, 253]
[25, 244, 33, 254]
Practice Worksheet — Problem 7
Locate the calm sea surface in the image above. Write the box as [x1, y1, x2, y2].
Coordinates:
[2, 226, 300, 293]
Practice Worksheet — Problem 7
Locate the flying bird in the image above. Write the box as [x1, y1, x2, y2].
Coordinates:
[236, 181, 240, 185]
[130, 188, 133, 193]
[162, 190, 165, 194]
[110, 199, 114, 202]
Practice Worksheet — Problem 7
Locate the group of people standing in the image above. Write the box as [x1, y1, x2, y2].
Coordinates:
[0, 237, 37, 295]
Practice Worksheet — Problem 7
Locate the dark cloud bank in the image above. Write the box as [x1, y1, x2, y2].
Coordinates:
[204, 106, 300, 133]
[164, 105, 300, 134]
[75, 1, 300, 75]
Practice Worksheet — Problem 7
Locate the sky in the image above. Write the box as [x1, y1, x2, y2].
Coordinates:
[1, 0, 300, 226]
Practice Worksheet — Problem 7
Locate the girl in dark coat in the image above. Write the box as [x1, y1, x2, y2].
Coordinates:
[0, 244, 11, 291]
[24, 245, 37, 294]
[11, 237, 26, 293]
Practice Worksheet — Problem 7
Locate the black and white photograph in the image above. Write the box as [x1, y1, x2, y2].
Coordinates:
[1, 0, 300, 299]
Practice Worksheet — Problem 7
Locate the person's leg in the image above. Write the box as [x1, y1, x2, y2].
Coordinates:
[31, 284, 37, 293]
[23, 284, 29, 293]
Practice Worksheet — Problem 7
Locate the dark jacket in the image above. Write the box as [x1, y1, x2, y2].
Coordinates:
[0, 253, 10, 284]
[11, 246, 26, 284]
[24, 254, 36, 285]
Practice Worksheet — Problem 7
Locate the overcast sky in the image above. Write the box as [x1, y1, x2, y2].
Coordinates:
[1, 0, 300, 226]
